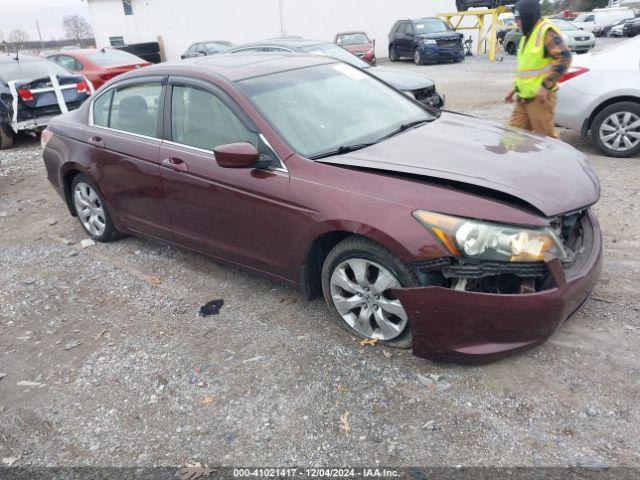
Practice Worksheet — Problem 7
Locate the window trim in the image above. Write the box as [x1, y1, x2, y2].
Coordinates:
[88, 75, 167, 141]
[229, 46, 295, 54]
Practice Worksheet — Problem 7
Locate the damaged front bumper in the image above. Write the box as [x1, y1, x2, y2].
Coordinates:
[393, 211, 603, 364]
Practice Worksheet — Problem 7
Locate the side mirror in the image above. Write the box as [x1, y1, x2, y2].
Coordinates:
[214, 142, 260, 168]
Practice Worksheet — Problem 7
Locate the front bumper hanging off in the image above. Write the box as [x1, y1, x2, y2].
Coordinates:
[392, 211, 603, 364]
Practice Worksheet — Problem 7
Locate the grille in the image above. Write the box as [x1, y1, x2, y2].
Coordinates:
[437, 39, 460, 49]
[575, 36, 590, 41]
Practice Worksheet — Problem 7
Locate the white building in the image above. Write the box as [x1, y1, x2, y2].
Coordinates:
[86, 0, 457, 61]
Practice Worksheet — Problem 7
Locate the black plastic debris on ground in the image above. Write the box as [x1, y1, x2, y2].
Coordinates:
[199, 299, 224, 316]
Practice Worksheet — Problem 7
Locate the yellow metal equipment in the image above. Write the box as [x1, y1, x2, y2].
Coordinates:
[437, 6, 509, 61]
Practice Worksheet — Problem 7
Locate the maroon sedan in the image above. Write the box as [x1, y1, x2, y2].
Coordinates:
[46, 49, 150, 90]
[41, 54, 602, 363]
[335, 31, 376, 65]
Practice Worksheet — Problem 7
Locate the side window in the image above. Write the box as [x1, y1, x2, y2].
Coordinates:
[92, 90, 113, 127]
[188, 44, 198, 54]
[262, 47, 290, 52]
[171, 85, 256, 151]
[586, 15, 595, 22]
[404, 23, 415, 35]
[109, 83, 162, 137]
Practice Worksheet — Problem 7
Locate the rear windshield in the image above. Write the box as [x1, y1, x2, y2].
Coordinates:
[336, 33, 370, 45]
[552, 20, 578, 31]
[0, 58, 72, 83]
[85, 50, 144, 66]
[413, 19, 452, 34]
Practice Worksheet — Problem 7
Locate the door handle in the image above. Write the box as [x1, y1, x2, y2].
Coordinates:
[161, 157, 189, 172]
[87, 136, 104, 148]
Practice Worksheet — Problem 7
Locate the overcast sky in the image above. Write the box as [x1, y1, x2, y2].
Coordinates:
[1, 0, 92, 42]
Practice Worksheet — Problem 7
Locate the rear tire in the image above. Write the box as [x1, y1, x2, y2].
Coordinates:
[590, 102, 640, 158]
[389, 45, 399, 62]
[321, 236, 418, 349]
[70, 174, 122, 242]
[0, 124, 14, 150]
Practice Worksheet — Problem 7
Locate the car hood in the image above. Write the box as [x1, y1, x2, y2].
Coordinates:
[342, 44, 372, 53]
[316, 112, 600, 217]
[417, 32, 462, 40]
[369, 66, 435, 91]
[565, 30, 593, 38]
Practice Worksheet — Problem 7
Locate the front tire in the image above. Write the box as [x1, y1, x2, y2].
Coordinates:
[71, 174, 121, 242]
[0, 124, 14, 150]
[321, 237, 418, 349]
[414, 48, 425, 65]
[456, 0, 468, 11]
[591, 102, 640, 158]
[505, 42, 517, 55]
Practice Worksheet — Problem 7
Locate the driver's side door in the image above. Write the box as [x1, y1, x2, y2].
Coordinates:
[159, 78, 294, 277]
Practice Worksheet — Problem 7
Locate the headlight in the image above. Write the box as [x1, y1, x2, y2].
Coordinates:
[423, 39, 437, 45]
[413, 210, 566, 262]
[561, 34, 569, 41]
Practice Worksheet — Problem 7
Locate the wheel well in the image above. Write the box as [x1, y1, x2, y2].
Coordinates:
[301, 231, 352, 300]
[62, 169, 82, 216]
[586, 96, 640, 133]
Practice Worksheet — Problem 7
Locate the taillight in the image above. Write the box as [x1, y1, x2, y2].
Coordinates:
[41, 129, 54, 149]
[99, 72, 118, 82]
[17, 88, 34, 101]
[76, 80, 89, 93]
[559, 66, 589, 83]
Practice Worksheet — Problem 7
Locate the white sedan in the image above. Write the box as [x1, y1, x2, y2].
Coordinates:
[556, 37, 640, 158]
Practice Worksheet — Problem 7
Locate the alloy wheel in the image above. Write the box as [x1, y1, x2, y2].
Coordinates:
[73, 182, 107, 237]
[414, 50, 421, 65]
[599, 111, 640, 152]
[329, 258, 408, 341]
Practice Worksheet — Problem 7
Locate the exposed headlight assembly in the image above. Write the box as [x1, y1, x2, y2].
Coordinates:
[413, 210, 566, 262]
[423, 39, 437, 45]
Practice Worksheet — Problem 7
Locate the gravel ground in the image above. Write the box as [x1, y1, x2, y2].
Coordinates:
[1, 38, 639, 468]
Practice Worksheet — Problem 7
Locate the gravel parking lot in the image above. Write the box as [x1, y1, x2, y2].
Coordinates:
[1, 38, 639, 468]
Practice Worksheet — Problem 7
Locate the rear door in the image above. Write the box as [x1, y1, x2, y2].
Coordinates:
[158, 77, 293, 277]
[85, 76, 173, 240]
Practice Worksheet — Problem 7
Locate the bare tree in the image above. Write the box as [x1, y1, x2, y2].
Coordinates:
[62, 15, 93, 43]
[8, 29, 29, 46]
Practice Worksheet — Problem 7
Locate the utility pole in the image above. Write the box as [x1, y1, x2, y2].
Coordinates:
[279, 0, 286, 36]
[36, 21, 44, 48]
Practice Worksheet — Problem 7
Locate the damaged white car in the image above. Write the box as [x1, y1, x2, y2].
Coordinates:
[0, 53, 93, 149]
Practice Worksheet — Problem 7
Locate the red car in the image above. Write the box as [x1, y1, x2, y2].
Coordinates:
[41, 54, 602, 363]
[46, 49, 150, 90]
[334, 31, 376, 65]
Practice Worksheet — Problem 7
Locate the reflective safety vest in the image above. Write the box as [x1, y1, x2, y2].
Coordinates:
[514, 19, 560, 100]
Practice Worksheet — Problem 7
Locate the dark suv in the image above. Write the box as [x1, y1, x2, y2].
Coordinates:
[623, 17, 640, 37]
[389, 18, 464, 65]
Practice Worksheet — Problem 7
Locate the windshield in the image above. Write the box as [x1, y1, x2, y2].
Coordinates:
[85, 50, 144, 66]
[413, 19, 451, 34]
[337, 33, 370, 45]
[298, 43, 371, 69]
[238, 62, 433, 158]
[0, 57, 72, 82]
[552, 20, 578, 31]
[574, 14, 593, 22]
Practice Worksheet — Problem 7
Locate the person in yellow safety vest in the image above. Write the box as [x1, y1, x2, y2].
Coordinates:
[504, 0, 572, 139]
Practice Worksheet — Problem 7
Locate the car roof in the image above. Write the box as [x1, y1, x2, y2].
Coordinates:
[335, 31, 368, 36]
[231, 37, 328, 50]
[134, 53, 337, 82]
